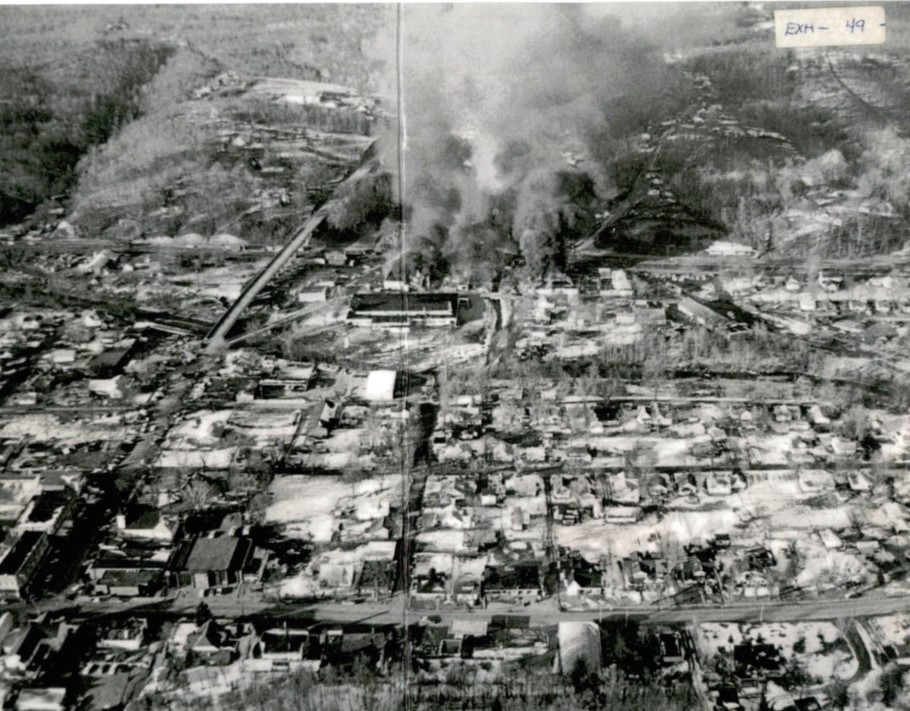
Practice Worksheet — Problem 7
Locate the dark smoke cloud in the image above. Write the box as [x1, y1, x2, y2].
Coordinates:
[366, 4, 737, 281]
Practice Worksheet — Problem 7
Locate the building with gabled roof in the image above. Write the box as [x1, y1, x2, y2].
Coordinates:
[187, 619, 242, 665]
[115, 504, 178, 543]
[173, 535, 255, 589]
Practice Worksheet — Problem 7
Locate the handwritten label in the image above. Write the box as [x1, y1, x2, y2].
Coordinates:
[775, 6, 885, 47]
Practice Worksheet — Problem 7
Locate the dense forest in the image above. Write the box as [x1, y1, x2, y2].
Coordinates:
[0, 39, 172, 224]
[0, 4, 387, 237]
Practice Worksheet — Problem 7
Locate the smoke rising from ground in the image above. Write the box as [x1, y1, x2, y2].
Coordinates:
[369, 4, 701, 282]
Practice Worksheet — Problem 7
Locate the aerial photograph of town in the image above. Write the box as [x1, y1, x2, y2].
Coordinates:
[4, 1, 910, 709]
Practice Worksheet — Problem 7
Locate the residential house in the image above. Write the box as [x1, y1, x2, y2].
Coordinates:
[563, 555, 604, 597]
[452, 573, 482, 604]
[250, 626, 321, 673]
[806, 405, 831, 432]
[745, 547, 777, 571]
[355, 541, 397, 599]
[324, 250, 347, 267]
[619, 552, 668, 590]
[86, 339, 137, 378]
[115, 505, 178, 543]
[705, 471, 732, 497]
[99, 618, 148, 652]
[847, 470, 873, 493]
[320, 627, 389, 667]
[608, 472, 640, 507]
[319, 399, 342, 429]
[816, 269, 844, 291]
[482, 563, 541, 603]
[798, 469, 835, 494]
[187, 620, 243, 665]
[712, 687, 746, 711]
[411, 570, 448, 604]
[675, 556, 706, 585]
[415, 624, 449, 658]
[172, 535, 255, 589]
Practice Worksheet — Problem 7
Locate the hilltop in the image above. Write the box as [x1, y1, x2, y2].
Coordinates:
[0, 5, 391, 242]
[588, 5, 910, 263]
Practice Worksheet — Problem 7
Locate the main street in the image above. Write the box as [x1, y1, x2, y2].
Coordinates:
[35, 589, 910, 628]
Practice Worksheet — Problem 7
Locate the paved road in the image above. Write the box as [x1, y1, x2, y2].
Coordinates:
[46, 590, 910, 628]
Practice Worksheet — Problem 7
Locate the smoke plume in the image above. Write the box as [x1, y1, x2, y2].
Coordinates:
[369, 4, 698, 282]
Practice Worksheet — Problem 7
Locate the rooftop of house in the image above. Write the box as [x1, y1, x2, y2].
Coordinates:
[260, 628, 315, 656]
[122, 504, 162, 530]
[483, 563, 541, 591]
[190, 619, 238, 651]
[182, 536, 252, 573]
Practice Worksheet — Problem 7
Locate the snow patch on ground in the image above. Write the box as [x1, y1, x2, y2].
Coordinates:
[556, 508, 740, 561]
[266, 473, 404, 542]
[697, 621, 857, 682]
[166, 410, 233, 447]
[0, 413, 130, 444]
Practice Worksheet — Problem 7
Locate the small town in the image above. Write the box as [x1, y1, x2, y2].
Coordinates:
[3, 3, 910, 711]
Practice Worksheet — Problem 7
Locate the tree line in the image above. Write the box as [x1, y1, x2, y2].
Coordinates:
[0, 38, 173, 226]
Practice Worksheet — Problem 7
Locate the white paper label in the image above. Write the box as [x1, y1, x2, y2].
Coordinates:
[775, 6, 885, 47]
